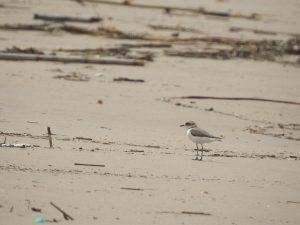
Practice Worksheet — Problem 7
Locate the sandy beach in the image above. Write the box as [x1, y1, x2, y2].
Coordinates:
[0, 0, 300, 224]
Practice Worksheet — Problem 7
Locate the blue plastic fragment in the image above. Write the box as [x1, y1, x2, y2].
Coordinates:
[34, 217, 46, 223]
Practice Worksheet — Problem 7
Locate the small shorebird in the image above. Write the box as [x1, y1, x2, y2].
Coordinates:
[180, 121, 221, 161]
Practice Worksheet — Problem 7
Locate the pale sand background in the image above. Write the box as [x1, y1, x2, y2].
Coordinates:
[0, 0, 300, 224]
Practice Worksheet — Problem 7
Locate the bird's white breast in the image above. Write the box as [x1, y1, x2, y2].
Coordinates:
[187, 128, 214, 144]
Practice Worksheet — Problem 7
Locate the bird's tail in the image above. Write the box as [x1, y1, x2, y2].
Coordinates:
[213, 136, 224, 141]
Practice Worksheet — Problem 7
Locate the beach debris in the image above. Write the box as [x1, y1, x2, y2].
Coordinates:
[73, 137, 93, 141]
[80, 0, 258, 20]
[244, 124, 300, 141]
[125, 143, 161, 149]
[0, 53, 145, 66]
[74, 163, 105, 167]
[230, 27, 277, 35]
[0, 131, 46, 139]
[57, 46, 129, 55]
[230, 26, 300, 37]
[53, 72, 90, 82]
[1, 23, 298, 65]
[9, 206, 14, 213]
[209, 150, 299, 160]
[286, 37, 300, 55]
[50, 202, 74, 221]
[34, 217, 46, 223]
[34, 13, 102, 23]
[278, 123, 300, 130]
[97, 99, 103, 104]
[3, 45, 44, 55]
[120, 187, 144, 191]
[164, 36, 300, 65]
[121, 43, 172, 48]
[47, 127, 53, 148]
[0, 143, 37, 148]
[165, 49, 232, 59]
[129, 149, 144, 153]
[287, 201, 300, 204]
[173, 96, 300, 106]
[158, 210, 211, 216]
[31, 207, 42, 213]
[58, 46, 153, 61]
[27, 121, 38, 124]
[181, 211, 211, 216]
[0, 23, 60, 32]
[148, 24, 202, 34]
[113, 77, 145, 82]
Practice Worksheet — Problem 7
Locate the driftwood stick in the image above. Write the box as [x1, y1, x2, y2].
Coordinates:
[50, 202, 74, 220]
[2, 136, 6, 144]
[121, 43, 172, 48]
[113, 77, 145, 83]
[0, 23, 51, 31]
[47, 127, 53, 148]
[34, 13, 102, 23]
[74, 163, 105, 167]
[175, 96, 300, 106]
[181, 211, 211, 216]
[165, 49, 232, 59]
[230, 26, 300, 37]
[82, 0, 258, 20]
[287, 201, 300, 204]
[120, 187, 144, 191]
[0, 53, 145, 66]
[148, 24, 202, 34]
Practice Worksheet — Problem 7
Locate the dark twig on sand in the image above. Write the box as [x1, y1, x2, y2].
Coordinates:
[181, 211, 211, 216]
[81, 0, 258, 20]
[50, 202, 74, 220]
[121, 43, 172, 48]
[0, 53, 145, 66]
[174, 96, 300, 106]
[74, 163, 105, 167]
[47, 127, 53, 148]
[120, 187, 144, 191]
[34, 13, 102, 23]
[113, 77, 145, 83]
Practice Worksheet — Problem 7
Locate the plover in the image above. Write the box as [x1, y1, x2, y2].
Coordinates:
[180, 121, 221, 161]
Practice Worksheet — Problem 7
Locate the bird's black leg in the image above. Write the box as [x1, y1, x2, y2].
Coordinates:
[195, 144, 199, 160]
[200, 144, 204, 161]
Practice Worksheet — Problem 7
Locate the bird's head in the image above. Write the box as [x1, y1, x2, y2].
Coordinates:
[180, 121, 197, 129]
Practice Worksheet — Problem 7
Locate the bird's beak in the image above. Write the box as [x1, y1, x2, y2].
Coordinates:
[180, 124, 185, 127]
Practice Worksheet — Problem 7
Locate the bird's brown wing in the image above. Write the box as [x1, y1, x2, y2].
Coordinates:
[190, 128, 216, 138]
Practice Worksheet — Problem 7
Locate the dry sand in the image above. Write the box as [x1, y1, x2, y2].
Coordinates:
[0, 0, 300, 224]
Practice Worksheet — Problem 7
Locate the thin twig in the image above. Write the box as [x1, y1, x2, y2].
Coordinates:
[113, 77, 145, 83]
[0, 53, 145, 66]
[34, 13, 102, 23]
[74, 163, 105, 167]
[47, 127, 53, 148]
[230, 26, 300, 37]
[121, 43, 172, 48]
[81, 0, 258, 20]
[120, 187, 144, 191]
[50, 202, 74, 220]
[175, 96, 300, 106]
[181, 211, 211, 216]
